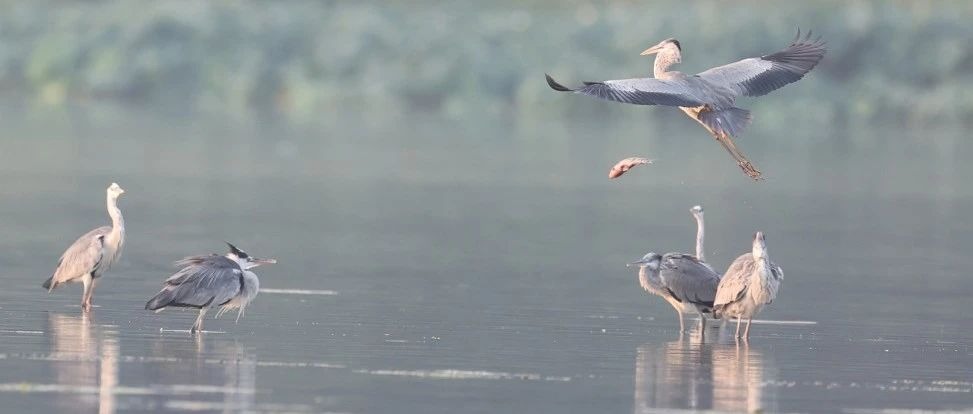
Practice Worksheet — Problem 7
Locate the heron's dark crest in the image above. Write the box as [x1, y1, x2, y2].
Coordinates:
[666, 38, 681, 51]
[225, 242, 249, 259]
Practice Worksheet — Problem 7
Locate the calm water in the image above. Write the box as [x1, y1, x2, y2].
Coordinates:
[0, 105, 971, 413]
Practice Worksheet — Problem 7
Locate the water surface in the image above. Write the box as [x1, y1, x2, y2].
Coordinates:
[0, 107, 970, 413]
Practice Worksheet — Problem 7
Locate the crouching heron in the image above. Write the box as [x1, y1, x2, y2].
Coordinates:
[146, 243, 276, 334]
[628, 207, 721, 332]
[713, 232, 784, 339]
[547, 30, 826, 179]
[43, 183, 126, 312]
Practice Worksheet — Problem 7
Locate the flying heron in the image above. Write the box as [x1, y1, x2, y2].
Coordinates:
[43, 183, 126, 312]
[546, 30, 826, 179]
[713, 232, 784, 339]
[145, 243, 276, 334]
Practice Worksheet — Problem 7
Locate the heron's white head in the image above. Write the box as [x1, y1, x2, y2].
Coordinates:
[690, 205, 703, 218]
[107, 182, 125, 199]
[225, 242, 277, 270]
[628, 252, 661, 271]
[640, 38, 681, 58]
[752, 232, 768, 260]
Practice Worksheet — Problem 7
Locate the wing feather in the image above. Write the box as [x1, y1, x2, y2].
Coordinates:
[50, 226, 110, 285]
[547, 74, 705, 107]
[658, 253, 721, 309]
[713, 253, 756, 309]
[696, 29, 826, 97]
[147, 256, 242, 309]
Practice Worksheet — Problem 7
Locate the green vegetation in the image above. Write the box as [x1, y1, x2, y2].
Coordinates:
[1, 1, 971, 125]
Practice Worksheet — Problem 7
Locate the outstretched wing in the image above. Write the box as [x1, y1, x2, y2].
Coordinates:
[696, 29, 826, 97]
[713, 254, 756, 308]
[659, 253, 721, 308]
[145, 256, 242, 310]
[546, 74, 705, 107]
[50, 226, 110, 285]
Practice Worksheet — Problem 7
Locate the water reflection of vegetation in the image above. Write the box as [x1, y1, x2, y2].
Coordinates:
[1, 1, 970, 125]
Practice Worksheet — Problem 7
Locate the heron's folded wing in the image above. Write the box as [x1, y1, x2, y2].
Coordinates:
[659, 253, 721, 306]
[546, 74, 705, 107]
[713, 254, 756, 307]
[160, 256, 243, 307]
[52, 226, 110, 283]
[696, 30, 826, 97]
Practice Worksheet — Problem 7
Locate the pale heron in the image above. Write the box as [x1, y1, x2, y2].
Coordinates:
[145, 243, 276, 334]
[690, 205, 716, 273]
[629, 251, 720, 332]
[546, 30, 826, 179]
[42, 183, 126, 312]
[713, 232, 784, 339]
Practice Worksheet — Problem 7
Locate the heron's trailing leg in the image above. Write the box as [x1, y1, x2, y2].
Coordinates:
[191, 308, 207, 334]
[734, 317, 742, 338]
[712, 133, 762, 180]
[744, 318, 753, 339]
[677, 311, 685, 332]
[81, 273, 94, 312]
[682, 106, 762, 180]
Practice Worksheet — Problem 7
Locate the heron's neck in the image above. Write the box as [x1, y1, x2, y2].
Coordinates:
[638, 267, 661, 294]
[653, 49, 681, 78]
[694, 216, 705, 262]
[106, 195, 124, 237]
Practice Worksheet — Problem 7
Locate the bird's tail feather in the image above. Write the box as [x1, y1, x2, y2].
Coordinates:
[145, 290, 174, 311]
[698, 107, 752, 138]
[545, 74, 574, 92]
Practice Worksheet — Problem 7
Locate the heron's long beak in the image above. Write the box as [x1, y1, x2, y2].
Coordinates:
[627, 259, 649, 267]
[252, 258, 277, 266]
[640, 45, 661, 56]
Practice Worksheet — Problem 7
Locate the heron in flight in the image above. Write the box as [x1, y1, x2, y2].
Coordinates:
[546, 30, 826, 179]
[145, 243, 276, 334]
[43, 183, 125, 312]
[713, 232, 784, 339]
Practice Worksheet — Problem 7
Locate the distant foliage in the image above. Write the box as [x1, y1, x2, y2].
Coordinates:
[0, 1, 970, 125]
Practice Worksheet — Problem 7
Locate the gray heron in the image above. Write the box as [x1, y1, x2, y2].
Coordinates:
[145, 243, 276, 334]
[546, 30, 826, 179]
[42, 183, 126, 312]
[629, 251, 720, 333]
[713, 232, 784, 339]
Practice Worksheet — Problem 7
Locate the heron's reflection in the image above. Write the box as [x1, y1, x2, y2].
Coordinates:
[148, 335, 256, 413]
[47, 313, 118, 414]
[634, 335, 777, 413]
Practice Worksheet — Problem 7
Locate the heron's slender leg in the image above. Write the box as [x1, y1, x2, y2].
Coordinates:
[677, 311, 685, 332]
[80, 273, 94, 312]
[744, 318, 753, 339]
[191, 308, 208, 334]
[682, 107, 762, 179]
[734, 317, 742, 338]
[699, 314, 707, 331]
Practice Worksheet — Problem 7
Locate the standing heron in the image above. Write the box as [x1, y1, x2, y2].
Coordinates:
[145, 243, 276, 334]
[546, 30, 826, 179]
[43, 183, 126, 312]
[713, 232, 784, 339]
[629, 250, 720, 332]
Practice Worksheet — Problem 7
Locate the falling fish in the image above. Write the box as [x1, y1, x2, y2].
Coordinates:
[609, 157, 653, 179]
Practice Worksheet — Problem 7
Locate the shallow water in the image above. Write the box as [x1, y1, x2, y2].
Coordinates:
[0, 106, 971, 413]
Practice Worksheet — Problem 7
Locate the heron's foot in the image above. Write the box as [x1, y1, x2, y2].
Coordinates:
[81, 302, 91, 313]
[738, 161, 763, 180]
